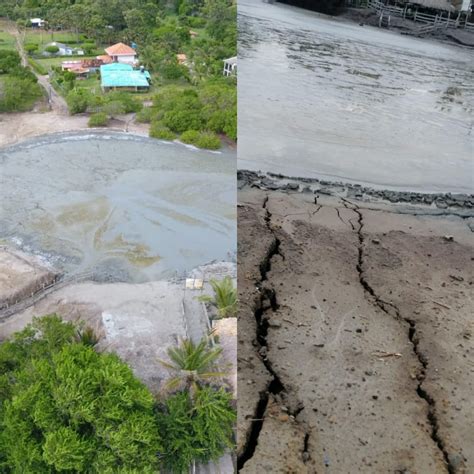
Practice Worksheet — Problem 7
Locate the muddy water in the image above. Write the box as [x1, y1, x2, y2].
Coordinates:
[0, 132, 236, 282]
[238, 0, 473, 193]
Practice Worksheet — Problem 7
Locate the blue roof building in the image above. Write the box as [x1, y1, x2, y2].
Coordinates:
[100, 63, 151, 91]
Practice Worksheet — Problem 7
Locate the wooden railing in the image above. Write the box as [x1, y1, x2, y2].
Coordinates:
[362, 0, 474, 31]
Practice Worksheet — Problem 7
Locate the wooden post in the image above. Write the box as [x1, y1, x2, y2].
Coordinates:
[414, 8, 418, 22]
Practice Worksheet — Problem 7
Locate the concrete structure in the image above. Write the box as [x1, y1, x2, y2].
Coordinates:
[0, 247, 58, 311]
[223, 56, 237, 76]
[104, 42, 138, 65]
[100, 62, 151, 91]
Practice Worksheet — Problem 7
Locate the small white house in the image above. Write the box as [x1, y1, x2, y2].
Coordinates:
[30, 18, 45, 28]
[44, 42, 84, 56]
[223, 56, 237, 77]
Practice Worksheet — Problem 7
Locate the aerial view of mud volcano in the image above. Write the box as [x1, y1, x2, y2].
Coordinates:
[0, 132, 236, 283]
[0, 131, 236, 396]
[237, 1, 473, 473]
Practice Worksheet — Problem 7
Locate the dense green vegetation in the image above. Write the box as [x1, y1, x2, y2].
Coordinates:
[158, 337, 235, 472]
[0, 315, 235, 473]
[148, 79, 236, 147]
[0, 316, 161, 472]
[157, 387, 236, 472]
[0, 50, 42, 111]
[88, 110, 108, 126]
[0, 0, 237, 147]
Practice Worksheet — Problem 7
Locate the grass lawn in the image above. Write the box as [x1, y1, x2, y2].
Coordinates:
[0, 29, 16, 51]
[25, 30, 82, 46]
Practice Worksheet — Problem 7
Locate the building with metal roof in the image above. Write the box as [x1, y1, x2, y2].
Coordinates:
[100, 63, 151, 92]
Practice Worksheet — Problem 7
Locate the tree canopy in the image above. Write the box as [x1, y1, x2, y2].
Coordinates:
[0, 315, 236, 473]
[0, 315, 162, 473]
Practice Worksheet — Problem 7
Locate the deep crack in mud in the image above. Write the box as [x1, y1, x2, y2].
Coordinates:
[342, 197, 456, 473]
[238, 195, 305, 471]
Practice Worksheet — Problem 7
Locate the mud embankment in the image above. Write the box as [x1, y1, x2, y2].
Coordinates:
[239, 170, 474, 211]
[237, 177, 473, 472]
[0, 111, 150, 148]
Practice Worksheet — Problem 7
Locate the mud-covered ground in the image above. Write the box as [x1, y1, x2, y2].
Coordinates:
[237, 181, 473, 473]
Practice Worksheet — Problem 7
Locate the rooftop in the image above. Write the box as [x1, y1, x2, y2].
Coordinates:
[105, 42, 137, 56]
[100, 63, 150, 88]
[224, 56, 237, 65]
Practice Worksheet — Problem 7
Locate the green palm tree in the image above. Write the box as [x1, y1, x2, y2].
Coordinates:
[159, 337, 225, 399]
[199, 276, 237, 318]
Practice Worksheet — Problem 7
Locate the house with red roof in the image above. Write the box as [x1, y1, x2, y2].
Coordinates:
[102, 42, 138, 65]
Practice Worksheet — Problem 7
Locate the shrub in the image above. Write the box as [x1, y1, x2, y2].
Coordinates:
[154, 88, 204, 133]
[157, 387, 236, 472]
[0, 315, 162, 473]
[0, 76, 42, 112]
[24, 43, 38, 55]
[102, 100, 126, 118]
[83, 44, 96, 55]
[44, 45, 60, 54]
[0, 50, 21, 74]
[136, 107, 154, 123]
[199, 276, 237, 318]
[149, 121, 176, 140]
[76, 325, 100, 347]
[163, 106, 203, 134]
[180, 130, 221, 150]
[88, 112, 108, 127]
[196, 131, 221, 150]
[66, 89, 90, 114]
[180, 129, 200, 145]
[86, 92, 106, 113]
[106, 91, 143, 113]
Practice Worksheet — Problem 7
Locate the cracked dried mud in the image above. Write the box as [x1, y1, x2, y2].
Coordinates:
[237, 186, 473, 473]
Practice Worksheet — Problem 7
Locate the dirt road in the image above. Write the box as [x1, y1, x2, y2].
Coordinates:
[4, 20, 68, 113]
[237, 181, 474, 473]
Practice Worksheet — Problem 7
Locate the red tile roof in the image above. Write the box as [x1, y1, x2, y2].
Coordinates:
[97, 55, 113, 64]
[105, 42, 137, 56]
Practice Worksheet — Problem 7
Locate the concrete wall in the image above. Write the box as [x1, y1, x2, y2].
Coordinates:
[117, 54, 136, 64]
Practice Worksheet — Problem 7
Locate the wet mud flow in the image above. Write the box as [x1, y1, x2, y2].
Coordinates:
[0, 132, 236, 283]
[238, 0, 473, 193]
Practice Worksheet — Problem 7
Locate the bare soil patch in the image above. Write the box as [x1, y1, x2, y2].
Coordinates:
[238, 184, 473, 473]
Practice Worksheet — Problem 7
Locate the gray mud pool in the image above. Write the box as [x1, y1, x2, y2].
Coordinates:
[0, 132, 236, 282]
[238, 0, 473, 193]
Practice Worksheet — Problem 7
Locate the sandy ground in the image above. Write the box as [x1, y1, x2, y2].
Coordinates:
[237, 185, 473, 473]
[0, 110, 150, 148]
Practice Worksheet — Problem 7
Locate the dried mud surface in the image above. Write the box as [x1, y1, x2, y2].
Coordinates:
[237, 186, 473, 473]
